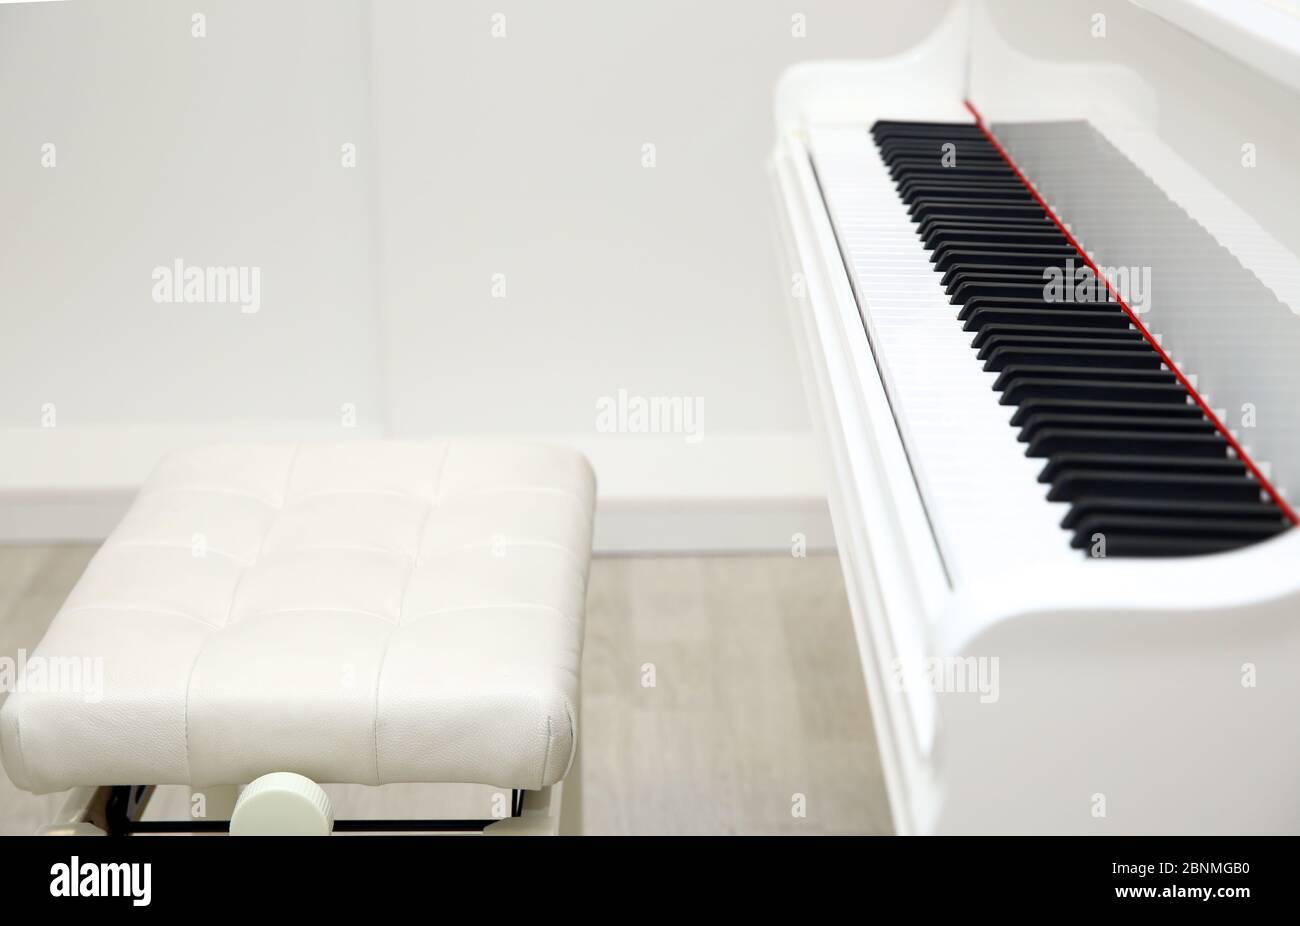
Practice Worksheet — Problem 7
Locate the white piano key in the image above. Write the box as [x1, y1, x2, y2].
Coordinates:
[808, 125, 1077, 583]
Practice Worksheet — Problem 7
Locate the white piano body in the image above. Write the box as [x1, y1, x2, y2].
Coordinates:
[770, 0, 1300, 834]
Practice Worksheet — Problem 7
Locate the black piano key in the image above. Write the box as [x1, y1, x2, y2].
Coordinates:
[999, 379, 1190, 405]
[949, 280, 1060, 303]
[1025, 431, 1232, 460]
[873, 128, 990, 143]
[929, 229, 1069, 251]
[1069, 532, 1274, 558]
[916, 215, 1055, 238]
[894, 168, 1017, 184]
[878, 139, 999, 154]
[1071, 513, 1284, 540]
[931, 242, 1076, 268]
[878, 145, 997, 159]
[1062, 496, 1288, 530]
[881, 142, 1002, 157]
[1040, 449, 1242, 481]
[874, 134, 992, 150]
[909, 200, 1049, 222]
[940, 262, 1103, 283]
[1047, 470, 1264, 503]
[1007, 398, 1203, 426]
[1069, 515, 1287, 553]
[878, 129, 998, 142]
[893, 168, 1020, 184]
[969, 324, 1144, 351]
[976, 334, 1150, 360]
[933, 249, 1080, 273]
[1036, 453, 1245, 483]
[983, 347, 1164, 372]
[939, 260, 1056, 276]
[871, 120, 989, 135]
[943, 267, 1062, 290]
[920, 216, 1057, 230]
[992, 365, 1177, 391]
[887, 164, 1009, 183]
[885, 152, 1006, 165]
[963, 307, 1135, 332]
[1017, 414, 1217, 443]
[941, 265, 1040, 283]
[897, 181, 1033, 203]
[884, 155, 1008, 172]
[958, 297, 1120, 322]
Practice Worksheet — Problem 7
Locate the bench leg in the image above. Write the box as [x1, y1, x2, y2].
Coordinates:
[559, 742, 583, 836]
[484, 741, 583, 836]
[482, 784, 560, 836]
[35, 787, 107, 836]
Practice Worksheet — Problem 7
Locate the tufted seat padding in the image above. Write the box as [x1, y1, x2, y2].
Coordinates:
[0, 440, 595, 794]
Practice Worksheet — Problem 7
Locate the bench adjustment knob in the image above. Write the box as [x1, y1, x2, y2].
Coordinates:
[230, 772, 333, 836]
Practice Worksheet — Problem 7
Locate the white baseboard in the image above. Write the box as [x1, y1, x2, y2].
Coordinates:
[0, 489, 134, 544]
[594, 498, 834, 554]
[0, 426, 834, 554]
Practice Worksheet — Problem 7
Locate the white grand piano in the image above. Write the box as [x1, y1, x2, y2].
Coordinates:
[770, 0, 1300, 834]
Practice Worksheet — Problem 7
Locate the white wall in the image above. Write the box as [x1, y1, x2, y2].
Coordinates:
[369, 0, 949, 438]
[365, 0, 948, 548]
[0, 0, 953, 550]
[0, 0, 383, 432]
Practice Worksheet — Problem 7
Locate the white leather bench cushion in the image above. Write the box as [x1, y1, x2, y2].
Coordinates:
[1, 441, 595, 793]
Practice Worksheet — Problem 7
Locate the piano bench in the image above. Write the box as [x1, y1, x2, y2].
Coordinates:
[0, 440, 596, 836]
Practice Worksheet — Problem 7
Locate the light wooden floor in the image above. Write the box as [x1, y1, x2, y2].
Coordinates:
[0, 546, 891, 835]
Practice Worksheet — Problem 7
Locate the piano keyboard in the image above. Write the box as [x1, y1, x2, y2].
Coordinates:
[814, 119, 1291, 563]
[870, 119, 1293, 558]
[807, 122, 1072, 582]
